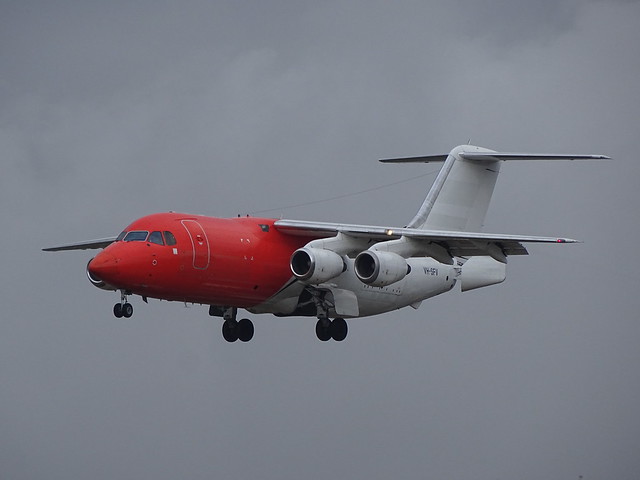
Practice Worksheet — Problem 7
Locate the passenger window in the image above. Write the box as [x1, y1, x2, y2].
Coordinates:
[123, 231, 149, 242]
[164, 231, 177, 246]
[148, 231, 164, 245]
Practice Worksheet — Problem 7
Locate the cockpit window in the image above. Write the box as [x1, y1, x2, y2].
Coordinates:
[117, 230, 176, 245]
[123, 231, 149, 242]
[148, 231, 164, 245]
[164, 231, 177, 246]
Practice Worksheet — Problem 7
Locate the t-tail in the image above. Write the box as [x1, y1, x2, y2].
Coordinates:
[381, 145, 609, 232]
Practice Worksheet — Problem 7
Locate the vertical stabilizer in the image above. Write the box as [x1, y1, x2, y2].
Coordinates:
[408, 145, 500, 231]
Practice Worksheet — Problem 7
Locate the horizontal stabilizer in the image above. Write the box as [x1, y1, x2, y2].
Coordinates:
[380, 152, 609, 163]
[381, 145, 609, 231]
[458, 152, 610, 161]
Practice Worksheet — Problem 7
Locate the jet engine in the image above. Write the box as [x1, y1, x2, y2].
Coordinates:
[460, 256, 506, 291]
[86, 258, 117, 291]
[290, 247, 345, 284]
[354, 250, 409, 287]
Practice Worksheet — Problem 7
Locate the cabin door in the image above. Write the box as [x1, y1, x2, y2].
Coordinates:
[181, 220, 210, 270]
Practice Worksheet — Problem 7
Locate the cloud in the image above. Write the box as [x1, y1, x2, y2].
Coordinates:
[2, 1, 640, 479]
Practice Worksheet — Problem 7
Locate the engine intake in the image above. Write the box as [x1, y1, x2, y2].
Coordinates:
[354, 250, 409, 287]
[290, 248, 345, 284]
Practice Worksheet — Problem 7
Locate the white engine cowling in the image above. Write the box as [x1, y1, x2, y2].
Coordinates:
[460, 256, 506, 291]
[354, 250, 409, 287]
[290, 248, 345, 284]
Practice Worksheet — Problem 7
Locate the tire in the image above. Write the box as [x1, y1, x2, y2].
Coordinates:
[330, 317, 348, 341]
[122, 303, 133, 318]
[113, 303, 123, 318]
[222, 320, 239, 342]
[315, 319, 331, 342]
[237, 319, 254, 342]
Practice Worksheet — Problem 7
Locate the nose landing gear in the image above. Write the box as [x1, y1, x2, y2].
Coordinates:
[113, 291, 133, 318]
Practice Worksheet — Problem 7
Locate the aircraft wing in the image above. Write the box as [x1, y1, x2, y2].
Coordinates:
[274, 219, 579, 258]
[42, 237, 117, 252]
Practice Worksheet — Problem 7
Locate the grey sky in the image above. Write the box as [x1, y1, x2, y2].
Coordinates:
[2, 1, 639, 479]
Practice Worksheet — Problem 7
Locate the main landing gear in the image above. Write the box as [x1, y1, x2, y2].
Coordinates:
[209, 304, 348, 343]
[312, 289, 348, 342]
[113, 291, 133, 318]
[214, 306, 254, 343]
[222, 318, 254, 343]
[315, 317, 348, 342]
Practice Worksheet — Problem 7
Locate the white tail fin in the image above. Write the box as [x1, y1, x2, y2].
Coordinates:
[381, 145, 609, 232]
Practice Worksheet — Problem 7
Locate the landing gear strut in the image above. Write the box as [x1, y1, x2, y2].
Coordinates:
[113, 291, 133, 318]
[311, 289, 348, 342]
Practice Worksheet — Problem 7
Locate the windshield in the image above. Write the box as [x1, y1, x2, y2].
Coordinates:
[116, 230, 178, 245]
[123, 231, 149, 242]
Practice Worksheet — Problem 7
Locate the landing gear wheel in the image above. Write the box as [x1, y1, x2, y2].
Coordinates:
[237, 318, 254, 342]
[222, 320, 239, 343]
[122, 303, 133, 318]
[315, 319, 331, 342]
[330, 317, 348, 341]
[113, 303, 123, 318]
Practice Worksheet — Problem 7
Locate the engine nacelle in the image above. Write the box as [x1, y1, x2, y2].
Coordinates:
[86, 259, 117, 291]
[290, 248, 345, 284]
[354, 250, 409, 287]
[460, 256, 506, 292]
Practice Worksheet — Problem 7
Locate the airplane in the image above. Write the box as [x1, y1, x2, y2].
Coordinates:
[43, 144, 608, 343]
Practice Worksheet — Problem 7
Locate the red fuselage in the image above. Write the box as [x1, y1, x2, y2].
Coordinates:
[88, 213, 316, 307]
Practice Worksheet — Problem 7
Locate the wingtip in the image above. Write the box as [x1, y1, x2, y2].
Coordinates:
[577, 155, 611, 160]
[557, 238, 582, 244]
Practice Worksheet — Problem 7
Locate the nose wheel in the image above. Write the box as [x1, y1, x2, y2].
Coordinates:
[113, 302, 133, 318]
[113, 291, 133, 318]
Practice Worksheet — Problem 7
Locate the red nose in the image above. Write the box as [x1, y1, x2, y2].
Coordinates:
[88, 252, 120, 283]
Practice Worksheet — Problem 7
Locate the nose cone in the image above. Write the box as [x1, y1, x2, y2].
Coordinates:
[88, 252, 120, 284]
